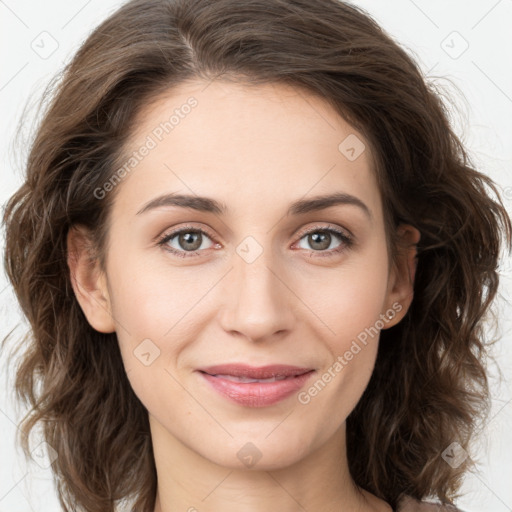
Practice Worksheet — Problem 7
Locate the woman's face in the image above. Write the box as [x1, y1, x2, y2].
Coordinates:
[70, 80, 417, 470]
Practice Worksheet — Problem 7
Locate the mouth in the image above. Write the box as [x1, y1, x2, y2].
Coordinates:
[196, 364, 315, 407]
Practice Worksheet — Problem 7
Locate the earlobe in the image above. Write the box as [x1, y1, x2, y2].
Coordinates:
[382, 224, 421, 329]
[67, 225, 116, 333]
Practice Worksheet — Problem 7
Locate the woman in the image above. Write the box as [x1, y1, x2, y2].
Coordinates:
[2, 0, 510, 511]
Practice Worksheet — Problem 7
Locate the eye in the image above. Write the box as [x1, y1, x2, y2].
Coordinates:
[157, 223, 353, 259]
[294, 224, 353, 257]
[157, 225, 218, 258]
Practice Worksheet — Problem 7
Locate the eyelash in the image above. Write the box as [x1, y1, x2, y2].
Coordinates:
[156, 223, 354, 259]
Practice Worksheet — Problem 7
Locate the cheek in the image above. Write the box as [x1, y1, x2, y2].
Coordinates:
[106, 252, 223, 385]
[294, 239, 390, 407]
[106, 259, 199, 409]
[107, 251, 214, 336]
[298, 240, 390, 351]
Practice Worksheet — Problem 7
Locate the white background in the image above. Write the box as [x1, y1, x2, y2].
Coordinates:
[1, 1, 511, 511]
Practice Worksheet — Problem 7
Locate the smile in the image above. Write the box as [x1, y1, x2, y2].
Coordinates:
[196, 364, 315, 407]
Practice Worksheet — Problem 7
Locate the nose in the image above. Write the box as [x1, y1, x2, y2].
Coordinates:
[218, 241, 296, 343]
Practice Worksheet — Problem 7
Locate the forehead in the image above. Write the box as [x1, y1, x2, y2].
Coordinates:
[111, 79, 382, 222]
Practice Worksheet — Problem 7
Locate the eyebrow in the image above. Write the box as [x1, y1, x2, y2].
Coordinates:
[136, 192, 372, 220]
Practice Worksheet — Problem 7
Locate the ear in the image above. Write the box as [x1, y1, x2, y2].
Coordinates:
[381, 224, 421, 329]
[67, 225, 116, 333]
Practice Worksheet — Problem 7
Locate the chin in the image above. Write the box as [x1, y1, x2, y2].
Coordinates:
[196, 431, 317, 472]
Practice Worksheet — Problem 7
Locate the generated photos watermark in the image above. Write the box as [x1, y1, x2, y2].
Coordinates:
[94, 96, 198, 200]
[297, 301, 403, 405]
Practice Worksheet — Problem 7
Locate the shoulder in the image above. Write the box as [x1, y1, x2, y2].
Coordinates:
[396, 495, 465, 512]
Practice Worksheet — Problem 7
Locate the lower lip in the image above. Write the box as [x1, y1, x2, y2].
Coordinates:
[198, 371, 315, 407]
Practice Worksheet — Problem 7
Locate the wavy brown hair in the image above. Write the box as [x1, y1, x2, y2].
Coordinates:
[2, 0, 511, 511]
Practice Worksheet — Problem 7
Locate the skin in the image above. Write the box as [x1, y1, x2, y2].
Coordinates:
[68, 79, 420, 512]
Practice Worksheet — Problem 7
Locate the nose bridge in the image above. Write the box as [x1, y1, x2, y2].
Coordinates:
[219, 235, 294, 341]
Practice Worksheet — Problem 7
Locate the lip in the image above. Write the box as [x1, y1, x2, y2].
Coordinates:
[196, 364, 315, 407]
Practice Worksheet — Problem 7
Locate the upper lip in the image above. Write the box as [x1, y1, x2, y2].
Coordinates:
[197, 364, 314, 379]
